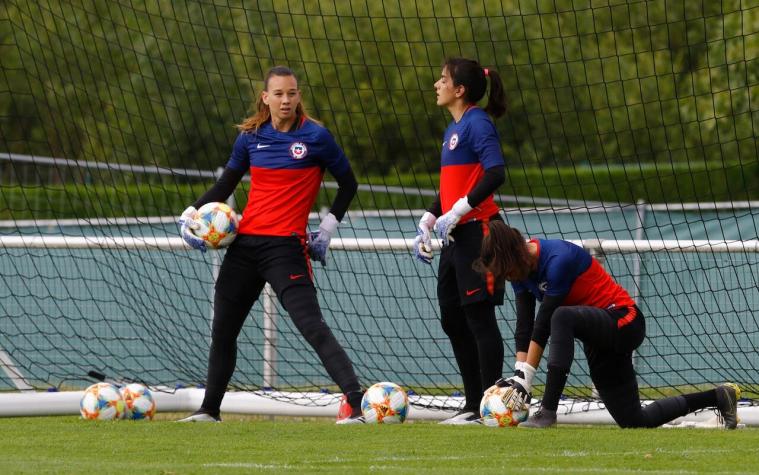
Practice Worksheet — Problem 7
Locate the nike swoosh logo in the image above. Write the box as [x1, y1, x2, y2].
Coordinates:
[289, 274, 304, 280]
[256, 143, 270, 149]
[466, 288, 481, 296]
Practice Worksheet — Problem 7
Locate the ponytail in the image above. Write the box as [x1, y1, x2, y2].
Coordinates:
[483, 69, 507, 118]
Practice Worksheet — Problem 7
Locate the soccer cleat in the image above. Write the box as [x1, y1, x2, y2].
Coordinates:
[439, 409, 482, 425]
[335, 392, 367, 425]
[176, 409, 221, 423]
[519, 407, 557, 428]
[336, 413, 367, 425]
[715, 383, 740, 430]
[335, 394, 353, 422]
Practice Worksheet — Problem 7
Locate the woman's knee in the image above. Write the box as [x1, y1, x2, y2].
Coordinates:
[550, 307, 577, 330]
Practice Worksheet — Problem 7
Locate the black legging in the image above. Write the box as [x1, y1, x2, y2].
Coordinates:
[201, 242, 361, 413]
[441, 301, 504, 411]
[542, 305, 715, 428]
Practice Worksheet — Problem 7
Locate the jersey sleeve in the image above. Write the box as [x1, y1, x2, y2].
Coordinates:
[317, 128, 351, 177]
[469, 117, 504, 171]
[225, 133, 250, 171]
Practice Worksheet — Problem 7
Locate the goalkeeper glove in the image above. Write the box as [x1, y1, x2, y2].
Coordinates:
[412, 212, 436, 265]
[495, 361, 536, 410]
[178, 205, 207, 253]
[433, 197, 473, 247]
[308, 213, 339, 266]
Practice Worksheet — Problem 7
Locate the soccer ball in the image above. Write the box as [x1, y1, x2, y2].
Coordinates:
[119, 383, 157, 420]
[191, 202, 239, 249]
[479, 385, 529, 427]
[80, 382, 126, 420]
[361, 382, 409, 424]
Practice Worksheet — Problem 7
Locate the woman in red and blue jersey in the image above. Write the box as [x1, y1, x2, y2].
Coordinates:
[412, 57, 508, 424]
[476, 221, 740, 429]
[177, 66, 365, 424]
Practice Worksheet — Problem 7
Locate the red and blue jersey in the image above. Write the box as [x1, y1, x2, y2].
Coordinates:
[226, 119, 351, 237]
[439, 107, 504, 221]
[512, 239, 635, 311]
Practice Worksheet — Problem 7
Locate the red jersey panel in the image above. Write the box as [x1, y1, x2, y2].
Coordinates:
[237, 166, 323, 236]
[564, 258, 636, 311]
[440, 164, 499, 222]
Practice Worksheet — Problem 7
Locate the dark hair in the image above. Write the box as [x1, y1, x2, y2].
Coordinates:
[238, 66, 317, 132]
[473, 221, 532, 286]
[443, 57, 507, 118]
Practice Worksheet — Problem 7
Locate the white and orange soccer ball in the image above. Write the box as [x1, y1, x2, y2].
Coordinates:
[191, 202, 239, 249]
[119, 383, 157, 420]
[479, 384, 529, 427]
[80, 382, 126, 420]
[361, 382, 409, 424]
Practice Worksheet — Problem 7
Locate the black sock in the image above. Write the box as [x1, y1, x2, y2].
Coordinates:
[683, 389, 717, 412]
[347, 390, 364, 411]
[541, 365, 570, 411]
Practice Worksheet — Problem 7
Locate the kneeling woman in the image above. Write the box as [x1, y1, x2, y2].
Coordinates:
[476, 221, 739, 429]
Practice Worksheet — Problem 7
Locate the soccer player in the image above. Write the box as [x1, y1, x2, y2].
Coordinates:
[177, 66, 365, 424]
[476, 221, 741, 429]
[412, 58, 508, 425]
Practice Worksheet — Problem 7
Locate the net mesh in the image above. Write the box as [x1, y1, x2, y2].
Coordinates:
[1, 0, 758, 408]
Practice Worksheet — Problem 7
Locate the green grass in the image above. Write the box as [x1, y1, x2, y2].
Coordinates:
[1, 416, 758, 474]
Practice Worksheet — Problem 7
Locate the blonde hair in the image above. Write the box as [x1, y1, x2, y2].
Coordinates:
[237, 66, 319, 132]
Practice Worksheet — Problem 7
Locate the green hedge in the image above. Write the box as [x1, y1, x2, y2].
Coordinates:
[1, 163, 756, 220]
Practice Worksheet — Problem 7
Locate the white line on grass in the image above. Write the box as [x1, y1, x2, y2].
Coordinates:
[203, 463, 295, 470]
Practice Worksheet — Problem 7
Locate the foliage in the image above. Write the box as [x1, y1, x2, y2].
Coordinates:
[1, 0, 757, 185]
[2, 161, 755, 220]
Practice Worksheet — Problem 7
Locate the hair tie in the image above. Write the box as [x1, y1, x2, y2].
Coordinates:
[483, 68, 489, 77]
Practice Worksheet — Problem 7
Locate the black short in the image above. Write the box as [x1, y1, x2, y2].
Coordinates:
[214, 234, 314, 303]
[437, 215, 505, 308]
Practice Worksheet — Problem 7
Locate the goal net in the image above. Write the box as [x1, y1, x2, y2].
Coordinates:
[1, 1, 757, 414]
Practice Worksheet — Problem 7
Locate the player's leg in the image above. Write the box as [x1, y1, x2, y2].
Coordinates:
[585, 310, 701, 428]
[179, 244, 265, 422]
[439, 303, 482, 423]
[462, 300, 504, 392]
[263, 237, 363, 422]
[453, 221, 505, 393]
[601, 379, 740, 428]
[522, 305, 639, 428]
[437, 242, 482, 424]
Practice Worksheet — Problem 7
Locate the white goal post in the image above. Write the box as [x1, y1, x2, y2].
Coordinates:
[0, 235, 757, 424]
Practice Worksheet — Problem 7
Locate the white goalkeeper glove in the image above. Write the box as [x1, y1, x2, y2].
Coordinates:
[308, 213, 339, 266]
[178, 205, 207, 252]
[495, 361, 536, 410]
[433, 197, 473, 247]
[412, 212, 436, 265]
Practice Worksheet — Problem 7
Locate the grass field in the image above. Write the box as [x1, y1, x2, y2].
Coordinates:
[1, 415, 758, 474]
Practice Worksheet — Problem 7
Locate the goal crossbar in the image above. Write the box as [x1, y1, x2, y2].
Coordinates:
[2, 236, 758, 253]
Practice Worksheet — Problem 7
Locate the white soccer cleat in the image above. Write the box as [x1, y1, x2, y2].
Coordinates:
[439, 410, 482, 425]
[176, 410, 221, 422]
[336, 414, 367, 425]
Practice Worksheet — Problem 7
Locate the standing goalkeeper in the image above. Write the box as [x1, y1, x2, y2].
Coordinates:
[476, 221, 740, 429]
[412, 57, 508, 424]
[177, 66, 365, 424]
